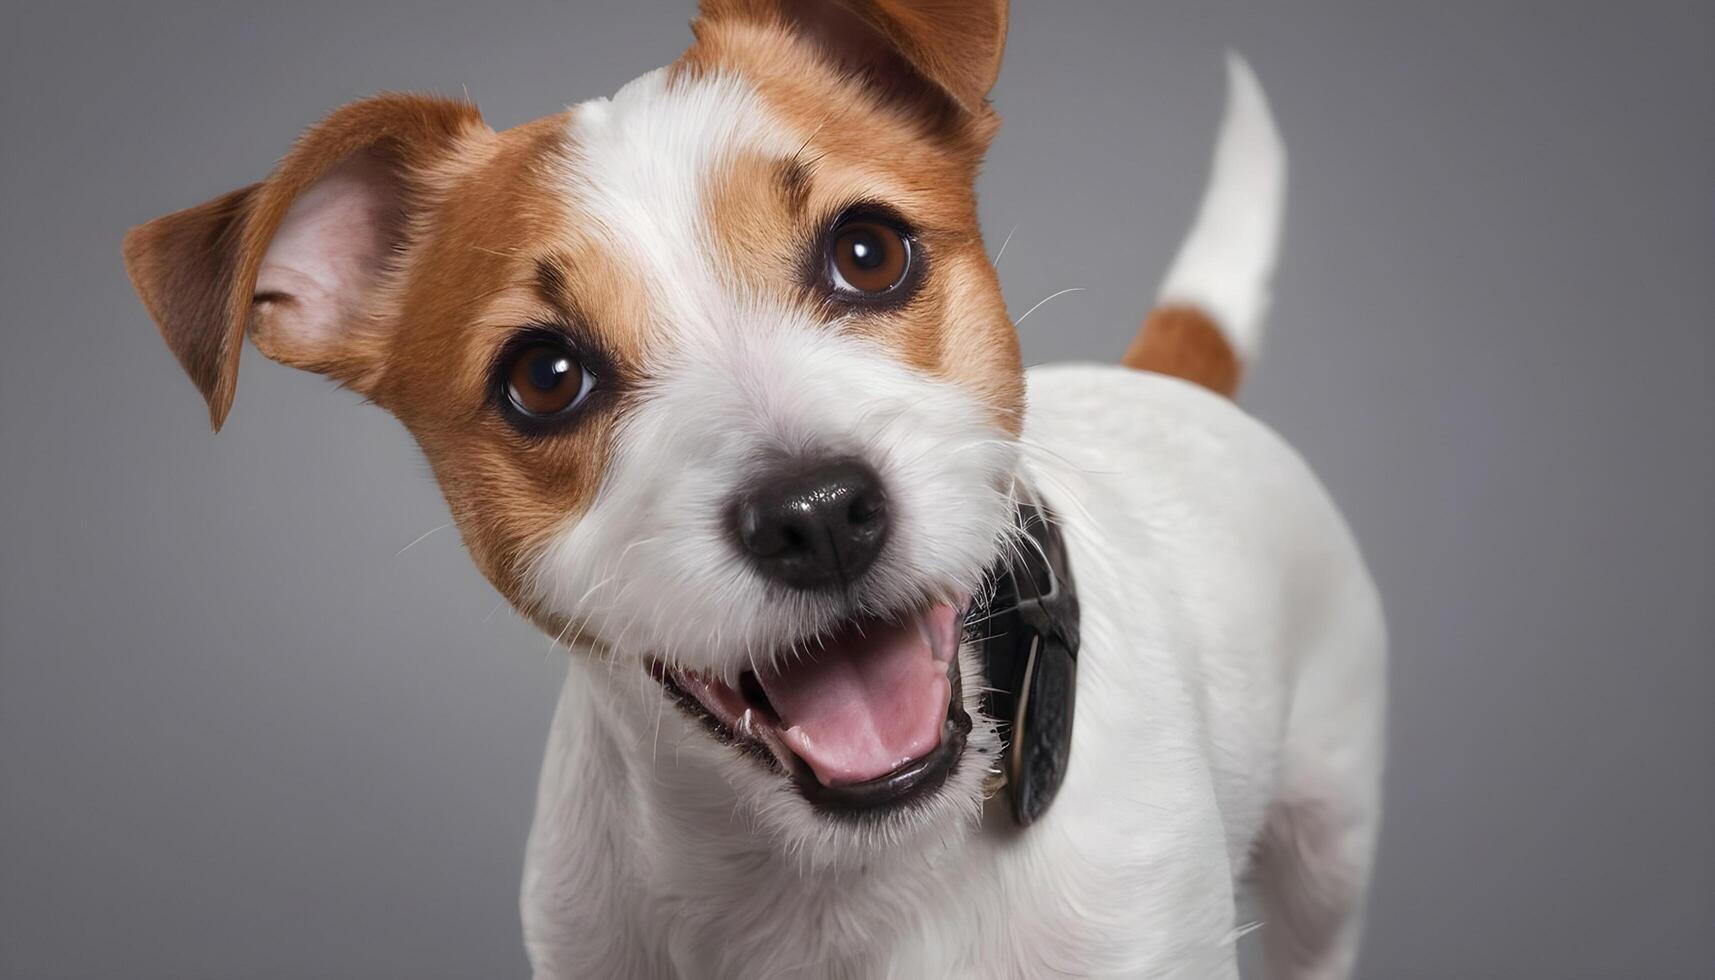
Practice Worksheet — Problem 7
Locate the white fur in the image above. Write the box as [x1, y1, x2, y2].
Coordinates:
[1157, 54, 1286, 359]
[527, 70, 1019, 861]
[523, 369, 1385, 979]
[557, 69, 796, 332]
[518, 66, 1384, 980]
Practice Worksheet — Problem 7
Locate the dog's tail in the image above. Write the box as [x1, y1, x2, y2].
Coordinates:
[1122, 53, 1285, 398]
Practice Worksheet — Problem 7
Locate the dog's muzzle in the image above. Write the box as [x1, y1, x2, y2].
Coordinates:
[656, 483, 1079, 826]
[654, 598, 971, 815]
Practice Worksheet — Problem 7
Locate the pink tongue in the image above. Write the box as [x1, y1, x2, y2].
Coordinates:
[757, 604, 957, 787]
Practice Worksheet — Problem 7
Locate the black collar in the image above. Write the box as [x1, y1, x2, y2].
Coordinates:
[973, 493, 1080, 827]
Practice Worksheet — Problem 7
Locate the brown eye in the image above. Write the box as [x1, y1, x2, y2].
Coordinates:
[828, 218, 913, 297]
[505, 342, 592, 418]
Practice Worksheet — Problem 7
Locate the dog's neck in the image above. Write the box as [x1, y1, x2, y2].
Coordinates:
[546, 655, 996, 968]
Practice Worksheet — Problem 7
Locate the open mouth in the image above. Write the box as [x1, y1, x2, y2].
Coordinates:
[653, 601, 972, 814]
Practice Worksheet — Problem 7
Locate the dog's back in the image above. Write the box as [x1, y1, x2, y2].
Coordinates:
[1015, 56, 1387, 978]
[1018, 362, 1386, 978]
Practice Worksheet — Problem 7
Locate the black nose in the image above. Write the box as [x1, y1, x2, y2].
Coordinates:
[732, 457, 890, 590]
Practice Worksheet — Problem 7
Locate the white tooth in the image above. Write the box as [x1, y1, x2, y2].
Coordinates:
[740, 708, 754, 738]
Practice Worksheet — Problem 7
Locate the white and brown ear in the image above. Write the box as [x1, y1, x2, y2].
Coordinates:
[122, 94, 485, 430]
[698, 0, 1008, 118]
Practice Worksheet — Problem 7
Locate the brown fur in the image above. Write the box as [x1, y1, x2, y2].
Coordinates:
[1121, 304, 1244, 398]
[690, 9, 1022, 433]
[365, 113, 646, 609]
[694, 0, 1006, 117]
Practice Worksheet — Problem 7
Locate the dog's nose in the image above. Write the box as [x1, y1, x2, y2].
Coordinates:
[732, 458, 890, 590]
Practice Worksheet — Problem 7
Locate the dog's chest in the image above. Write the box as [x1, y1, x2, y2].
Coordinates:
[649, 834, 1151, 980]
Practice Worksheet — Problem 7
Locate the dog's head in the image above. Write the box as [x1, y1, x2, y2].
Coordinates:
[126, 0, 1022, 860]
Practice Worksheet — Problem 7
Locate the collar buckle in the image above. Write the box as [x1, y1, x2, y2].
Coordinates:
[975, 495, 1080, 827]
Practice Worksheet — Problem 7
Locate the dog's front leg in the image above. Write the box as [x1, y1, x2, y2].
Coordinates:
[521, 675, 661, 980]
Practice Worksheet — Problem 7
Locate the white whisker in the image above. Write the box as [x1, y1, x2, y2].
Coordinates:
[394, 522, 451, 557]
[1014, 286, 1086, 326]
[991, 223, 1018, 267]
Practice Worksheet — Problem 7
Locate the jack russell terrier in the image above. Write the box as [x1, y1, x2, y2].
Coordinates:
[124, 2, 1385, 976]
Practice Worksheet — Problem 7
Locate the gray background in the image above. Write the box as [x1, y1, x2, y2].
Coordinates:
[2, 2, 1711, 977]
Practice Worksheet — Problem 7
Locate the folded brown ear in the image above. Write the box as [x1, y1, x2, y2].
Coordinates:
[121, 94, 485, 431]
[858, 0, 1008, 112]
[122, 185, 259, 430]
[699, 0, 1008, 116]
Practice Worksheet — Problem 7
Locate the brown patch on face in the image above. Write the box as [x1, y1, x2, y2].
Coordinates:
[352, 113, 663, 621]
[775, 155, 812, 218]
[1121, 304, 1244, 398]
[693, 20, 1023, 435]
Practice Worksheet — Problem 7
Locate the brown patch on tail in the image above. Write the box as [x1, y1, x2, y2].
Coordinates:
[1120, 304, 1243, 398]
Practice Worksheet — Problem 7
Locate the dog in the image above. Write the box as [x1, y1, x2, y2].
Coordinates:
[123, 2, 1385, 976]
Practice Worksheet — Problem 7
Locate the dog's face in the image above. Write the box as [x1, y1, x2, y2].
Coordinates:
[126, 0, 1021, 860]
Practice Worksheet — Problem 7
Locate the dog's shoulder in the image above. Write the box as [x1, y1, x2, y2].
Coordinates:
[1020, 360, 1383, 863]
[1020, 361, 1379, 683]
